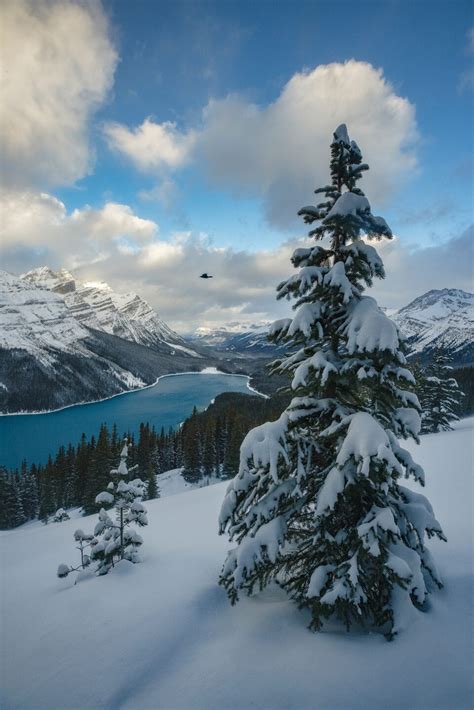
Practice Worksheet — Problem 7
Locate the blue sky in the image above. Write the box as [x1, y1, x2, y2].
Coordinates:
[1, 0, 472, 330]
[57, 0, 473, 249]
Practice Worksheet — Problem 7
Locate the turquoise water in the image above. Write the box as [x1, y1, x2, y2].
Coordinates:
[0, 373, 256, 470]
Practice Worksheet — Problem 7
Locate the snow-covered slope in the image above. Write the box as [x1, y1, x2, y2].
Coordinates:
[2, 420, 472, 710]
[0, 270, 89, 366]
[392, 289, 473, 364]
[22, 266, 190, 352]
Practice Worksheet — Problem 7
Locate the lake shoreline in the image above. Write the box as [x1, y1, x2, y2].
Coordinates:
[0, 368, 268, 418]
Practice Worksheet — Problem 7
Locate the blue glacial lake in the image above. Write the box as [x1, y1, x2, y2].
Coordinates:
[0, 373, 258, 469]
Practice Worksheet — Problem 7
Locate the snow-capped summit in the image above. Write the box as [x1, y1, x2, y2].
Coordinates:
[0, 270, 88, 364]
[22, 266, 77, 294]
[22, 267, 186, 351]
[392, 288, 473, 364]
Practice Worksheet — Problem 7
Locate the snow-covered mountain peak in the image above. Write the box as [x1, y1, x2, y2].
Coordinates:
[396, 289, 473, 323]
[392, 288, 473, 363]
[21, 267, 187, 350]
[22, 266, 76, 294]
[0, 270, 88, 363]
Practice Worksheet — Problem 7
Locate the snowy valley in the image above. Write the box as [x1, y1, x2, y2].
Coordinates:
[1, 419, 472, 710]
[194, 288, 474, 364]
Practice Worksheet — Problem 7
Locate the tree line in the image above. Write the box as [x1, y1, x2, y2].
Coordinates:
[0, 392, 288, 529]
[0, 357, 469, 530]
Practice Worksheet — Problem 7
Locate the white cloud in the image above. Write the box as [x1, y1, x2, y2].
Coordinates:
[0, 0, 117, 189]
[0, 190, 157, 270]
[372, 227, 473, 309]
[2, 189, 470, 332]
[106, 60, 418, 227]
[104, 118, 196, 171]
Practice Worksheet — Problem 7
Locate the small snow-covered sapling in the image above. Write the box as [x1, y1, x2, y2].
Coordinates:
[57, 529, 95, 579]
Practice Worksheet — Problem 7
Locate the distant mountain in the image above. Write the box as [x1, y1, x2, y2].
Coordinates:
[0, 271, 208, 413]
[190, 323, 285, 354]
[22, 267, 189, 352]
[193, 289, 474, 365]
[392, 289, 473, 365]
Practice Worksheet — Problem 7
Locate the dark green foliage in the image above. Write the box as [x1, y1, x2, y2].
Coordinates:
[418, 354, 464, 433]
[1, 390, 287, 528]
[452, 366, 474, 416]
[0, 467, 26, 529]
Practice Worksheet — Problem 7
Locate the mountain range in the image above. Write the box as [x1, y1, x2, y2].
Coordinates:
[391, 288, 473, 364]
[192, 288, 474, 364]
[22, 267, 189, 352]
[0, 269, 208, 413]
[1, 267, 472, 414]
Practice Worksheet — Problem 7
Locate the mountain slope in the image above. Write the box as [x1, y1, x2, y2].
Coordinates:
[2, 420, 472, 709]
[193, 289, 474, 363]
[190, 323, 286, 355]
[0, 272, 210, 413]
[392, 288, 473, 364]
[0, 269, 89, 367]
[22, 267, 189, 352]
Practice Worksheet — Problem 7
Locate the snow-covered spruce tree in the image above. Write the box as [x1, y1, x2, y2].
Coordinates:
[419, 353, 463, 433]
[53, 508, 70, 523]
[90, 440, 148, 575]
[219, 125, 446, 638]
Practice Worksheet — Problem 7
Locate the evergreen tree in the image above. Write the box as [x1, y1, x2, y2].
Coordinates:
[202, 420, 217, 484]
[182, 408, 202, 483]
[219, 125, 445, 638]
[83, 425, 112, 514]
[222, 415, 247, 479]
[0, 467, 26, 529]
[53, 508, 70, 523]
[63, 444, 76, 509]
[90, 440, 148, 575]
[38, 456, 57, 524]
[19, 462, 39, 520]
[74, 434, 90, 506]
[419, 353, 463, 433]
[137, 423, 159, 500]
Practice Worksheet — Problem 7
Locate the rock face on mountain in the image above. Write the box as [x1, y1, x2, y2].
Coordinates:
[391, 289, 473, 365]
[22, 267, 186, 351]
[0, 270, 207, 413]
[0, 270, 89, 366]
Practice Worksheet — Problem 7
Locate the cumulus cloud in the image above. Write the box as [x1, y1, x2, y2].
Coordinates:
[105, 60, 418, 227]
[0, 190, 157, 271]
[0, 0, 117, 189]
[372, 226, 474, 309]
[2, 187, 471, 332]
[104, 118, 196, 171]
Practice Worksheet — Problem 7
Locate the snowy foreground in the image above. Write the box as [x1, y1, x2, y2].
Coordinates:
[1, 421, 473, 710]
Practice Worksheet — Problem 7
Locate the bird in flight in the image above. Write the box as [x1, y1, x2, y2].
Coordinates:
[200, 273, 213, 279]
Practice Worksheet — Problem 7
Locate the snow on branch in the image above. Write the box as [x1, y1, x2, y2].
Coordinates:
[342, 296, 400, 354]
[238, 412, 290, 484]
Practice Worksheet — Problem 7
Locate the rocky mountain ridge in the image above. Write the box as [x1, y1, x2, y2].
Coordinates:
[21, 267, 188, 352]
